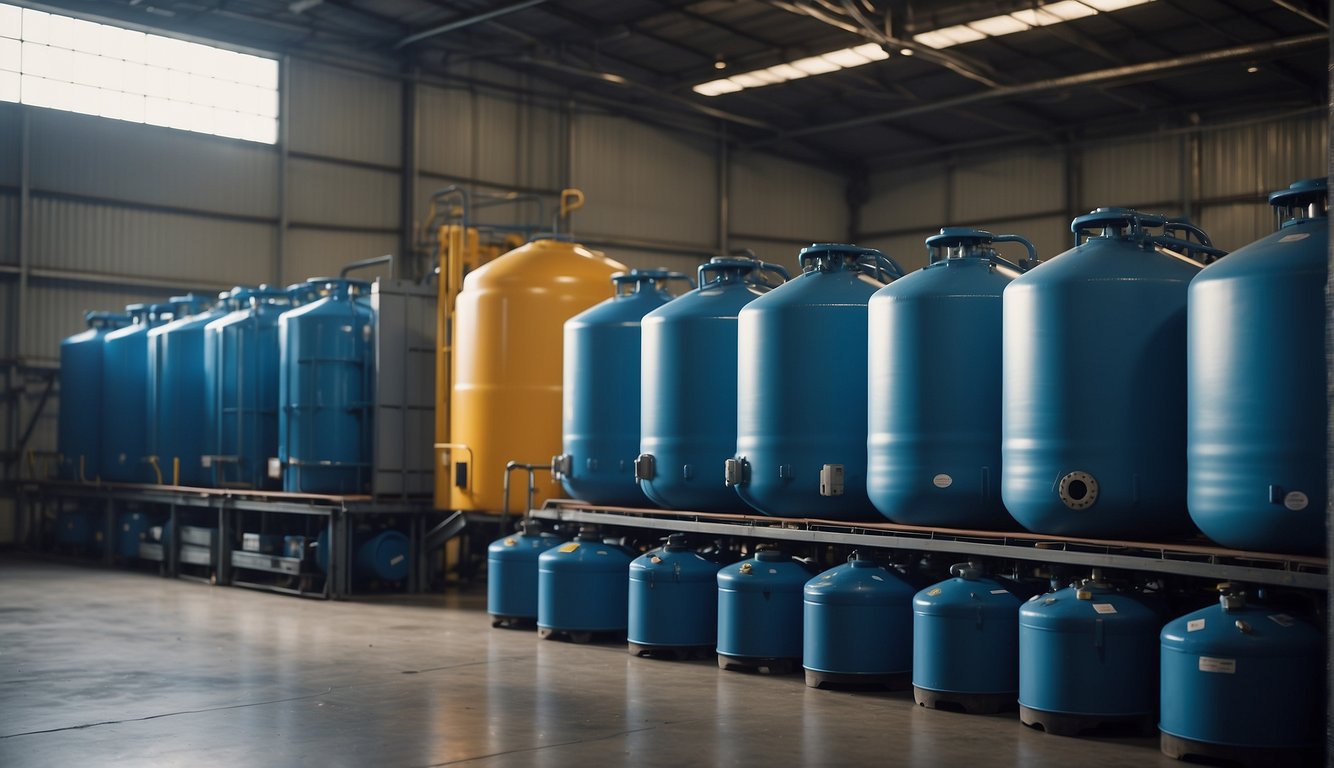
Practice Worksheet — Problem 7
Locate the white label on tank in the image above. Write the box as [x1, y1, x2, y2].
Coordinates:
[990, 589, 1009, 595]
[768, 568, 778, 574]
[1092, 603, 1117, 615]
[390, 554, 405, 566]
[1283, 491, 1309, 511]
[1269, 613, 1296, 628]
[1187, 618, 1206, 632]
[1199, 656, 1236, 674]
[932, 474, 953, 489]
[1279, 233, 1310, 243]
[871, 575, 884, 582]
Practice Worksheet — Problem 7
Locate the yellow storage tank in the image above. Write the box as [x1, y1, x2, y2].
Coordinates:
[447, 237, 626, 513]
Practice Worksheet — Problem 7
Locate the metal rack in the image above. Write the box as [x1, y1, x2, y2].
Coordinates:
[531, 501, 1328, 591]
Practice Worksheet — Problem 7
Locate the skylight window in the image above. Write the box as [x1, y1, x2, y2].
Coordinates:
[0, 3, 279, 143]
[692, 42, 888, 97]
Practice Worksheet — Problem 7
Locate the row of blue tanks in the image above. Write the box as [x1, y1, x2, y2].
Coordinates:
[557, 178, 1328, 555]
[490, 527, 1323, 761]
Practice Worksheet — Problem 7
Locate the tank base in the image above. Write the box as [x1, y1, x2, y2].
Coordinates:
[717, 653, 799, 675]
[914, 687, 1016, 715]
[627, 642, 714, 661]
[1019, 705, 1156, 738]
[537, 627, 626, 644]
[805, 669, 910, 691]
[490, 615, 537, 630]
[1160, 732, 1321, 768]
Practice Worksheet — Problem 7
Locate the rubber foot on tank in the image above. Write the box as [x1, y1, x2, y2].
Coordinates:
[537, 627, 626, 644]
[1019, 704, 1157, 738]
[914, 687, 1017, 714]
[716, 653, 799, 675]
[627, 642, 715, 660]
[490, 615, 537, 630]
[805, 669, 910, 691]
[1160, 731, 1321, 768]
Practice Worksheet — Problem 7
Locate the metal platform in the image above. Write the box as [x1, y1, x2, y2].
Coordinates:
[532, 502, 1328, 590]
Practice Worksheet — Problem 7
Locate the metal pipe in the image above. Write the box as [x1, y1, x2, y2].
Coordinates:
[395, 0, 549, 49]
[1271, 0, 1327, 29]
[339, 254, 395, 278]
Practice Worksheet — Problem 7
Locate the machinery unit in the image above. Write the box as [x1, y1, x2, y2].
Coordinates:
[315, 527, 410, 582]
[730, 244, 902, 521]
[716, 547, 810, 673]
[1159, 588, 1322, 763]
[557, 270, 688, 507]
[868, 229, 1035, 529]
[114, 510, 152, 559]
[487, 519, 563, 627]
[802, 552, 915, 688]
[1018, 571, 1160, 736]
[637, 256, 788, 513]
[149, 292, 230, 486]
[370, 278, 438, 497]
[627, 533, 722, 657]
[1187, 178, 1328, 554]
[101, 302, 176, 483]
[536, 526, 633, 640]
[912, 562, 1022, 713]
[58, 311, 130, 482]
[1002, 209, 1223, 539]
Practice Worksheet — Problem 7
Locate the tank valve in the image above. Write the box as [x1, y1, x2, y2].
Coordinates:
[552, 454, 572, 480]
[723, 457, 749, 487]
[739, 562, 753, 575]
[1058, 471, 1098, 510]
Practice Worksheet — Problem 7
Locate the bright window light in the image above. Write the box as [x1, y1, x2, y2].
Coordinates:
[0, 3, 278, 143]
[693, 42, 888, 96]
[913, 0, 1151, 50]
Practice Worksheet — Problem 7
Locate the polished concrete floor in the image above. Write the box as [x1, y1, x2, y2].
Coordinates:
[0, 556, 1181, 767]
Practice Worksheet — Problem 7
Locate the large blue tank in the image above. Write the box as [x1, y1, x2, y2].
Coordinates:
[355, 530, 410, 581]
[1003, 210, 1224, 539]
[204, 286, 289, 489]
[487, 519, 563, 627]
[627, 532, 722, 655]
[716, 548, 810, 672]
[730, 245, 902, 521]
[59, 311, 130, 482]
[559, 270, 686, 507]
[1160, 590, 1322, 761]
[149, 293, 229, 487]
[802, 552, 915, 688]
[637, 257, 788, 512]
[1187, 179, 1328, 554]
[1018, 572, 1160, 736]
[913, 562, 1022, 713]
[537, 526, 633, 638]
[101, 303, 174, 483]
[278, 279, 375, 494]
[869, 230, 1035, 529]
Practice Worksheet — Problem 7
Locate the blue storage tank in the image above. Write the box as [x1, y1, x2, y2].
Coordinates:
[637, 257, 788, 512]
[716, 547, 810, 673]
[869, 229, 1035, 529]
[802, 552, 915, 688]
[730, 245, 902, 521]
[1159, 590, 1322, 762]
[913, 562, 1022, 713]
[537, 526, 633, 640]
[59, 311, 130, 482]
[1187, 179, 1328, 554]
[1018, 571, 1160, 736]
[101, 303, 174, 483]
[204, 286, 290, 489]
[356, 530, 410, 581]
[114, 510, 151, 559]
[149, 293, 229, 486]
[278, 278, 375, 494]
[559, 270, 687, 507]
[487, 519, 562, 627]
[1002, 210, 1224, 539]
[627, 532, 722, 656]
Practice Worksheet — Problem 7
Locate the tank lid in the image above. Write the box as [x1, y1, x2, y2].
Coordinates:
[847, 550, 875, 568]
[575, 524, 601, 541]
[798, 243, 904, 282]
[926, 228, 995, 248]
[663, 532, 690, 551]
[518, 518, 544, 537]
[1268, 177, 1327, 209]
[948, 561, 986, 580]
[1072, 207, 1166, 232]
[754, 548, 786, 563]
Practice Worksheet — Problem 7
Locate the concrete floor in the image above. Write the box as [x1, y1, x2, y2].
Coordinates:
[0, 556, 1181, 767]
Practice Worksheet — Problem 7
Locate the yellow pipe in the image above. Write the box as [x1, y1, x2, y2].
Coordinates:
[172, 457, 180, 487]
[148, 456, 164, 486]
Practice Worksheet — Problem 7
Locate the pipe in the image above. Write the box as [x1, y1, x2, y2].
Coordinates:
[1271, 0, 1327, 29]
[395, 0, 549, 49]
[340, 254, 395, 278]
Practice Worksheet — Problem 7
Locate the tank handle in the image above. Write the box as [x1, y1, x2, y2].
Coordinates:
[696, 257, 791, 291]
[612, 270, 696, 296]
[798, 243, 904, 283]
[926, 229, 1039, 272]
[1073, 208, 1227, 265]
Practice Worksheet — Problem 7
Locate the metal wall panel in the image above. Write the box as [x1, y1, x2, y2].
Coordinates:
[862, 232, 937, 273]
[1200, 113, 1326, 200]
[21, 284, 163, 361]
[283, 229, 397, 286]
[28, 109, 278, 218]
[288, 59, 400, 166]
[984, 214, 1070, 266]
[0, 103, 18, 185]
[0, 193, 15, 265]
[953, 149, 1064, 222]
[1196, 202, 1274, 254]
[570, 111, 718, 249]
[418, 84, 473, 179]
[586, 247, 702, 276]
[28, 197, 275, 286]
[287, 157, 399, 229]
[1081, 134, 1181, 210]
[730, 151, 846, 242]
[728, 237, 811, 278]
[863, 164, 948, 235]
[419, 85, 565, 193]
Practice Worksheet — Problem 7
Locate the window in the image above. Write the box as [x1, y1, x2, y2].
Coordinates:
[0, 4, 278, 143]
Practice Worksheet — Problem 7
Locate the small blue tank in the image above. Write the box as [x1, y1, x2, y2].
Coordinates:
[559, 270, 687, 507]
[1187, 179, 1328, 554]
[637, 257, 788, 512]
[487, 519, 563, 627]
[114, 510, 151, 559]
[204, 286, 289, 489]
[149, 293, 228, 486]
[278, 279, 375, 494]
[537, 526, 633, 639]
[913, 562, 1022, 713]
[627, 532, 722, 656]
[101, 303, 173, 483]
[1018, 572, 1160, 736]
[355, 529, 410, 581]
[869, 230, 1035, 529]
[1160, 590, 1322, 761]
[730, 245, 902, 521]
[59, 312, 130, 482]
[1003, 210, 1224, 539]
[802, 552, 915, 688]
[716, 547, 811, 672]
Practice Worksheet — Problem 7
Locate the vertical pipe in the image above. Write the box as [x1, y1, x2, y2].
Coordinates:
[276, 55, 291, 286]
[562, 98, 575, 196]
[717, 121, 729, 256]
[9, 110, 30, 481]
[1324, 15, 1333, 765]
[400, 65, 418, 279]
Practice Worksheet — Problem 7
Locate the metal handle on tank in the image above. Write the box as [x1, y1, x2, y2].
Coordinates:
[798, 244, 904, 283]
[926, 230, 1038, 272]
[612, 270, 695, 297]
[696, 259, 790, 291]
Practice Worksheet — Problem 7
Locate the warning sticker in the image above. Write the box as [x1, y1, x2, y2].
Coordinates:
[1187, 618, 1206, 632]
[1283, 491, 1309, 511]
[1279, 233, 1311, 243]
[1092, 603, 1117, 615]
[1199, 656, 1236, 674]
[558, 542, 580, 553]
[990, 589, 1009, 595]
[928, 587, 942, 597]
[932, 474, 953, 489]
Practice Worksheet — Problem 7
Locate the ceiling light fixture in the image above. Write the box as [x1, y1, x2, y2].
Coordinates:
[693, 42, 888, 97]
[913, 0, 1153, 51]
